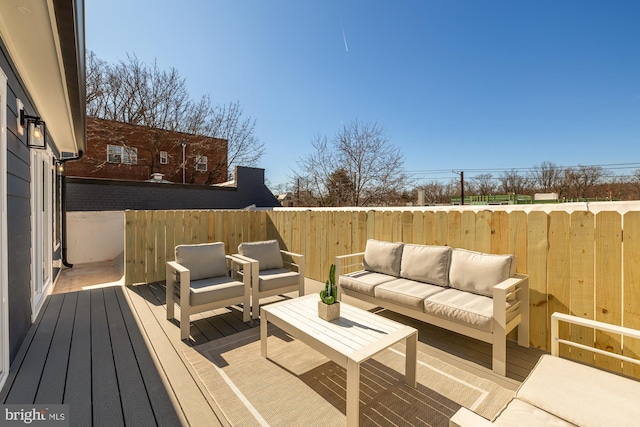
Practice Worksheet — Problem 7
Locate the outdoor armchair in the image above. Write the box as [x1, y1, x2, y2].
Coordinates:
[235, 240, 305, 320]
[166, 242, 250, 340]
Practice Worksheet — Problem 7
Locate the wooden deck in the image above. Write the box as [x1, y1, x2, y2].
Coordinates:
[0, 262, 545, 426]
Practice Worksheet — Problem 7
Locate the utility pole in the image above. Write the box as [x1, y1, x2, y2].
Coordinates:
[453, 170, 464, 205]
[180, 140, 187, 184]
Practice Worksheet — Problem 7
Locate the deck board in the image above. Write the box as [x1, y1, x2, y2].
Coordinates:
[130, 283, 228, 426]
[5, 294, 64, 404]
[35, 292, 77, 404]
[104, 287, 156, 427]
[65, 290, 93, 426]
[91, 289, 125, 426]
[115, 285, 183, 426]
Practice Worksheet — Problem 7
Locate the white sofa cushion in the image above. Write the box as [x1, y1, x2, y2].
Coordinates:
[363, 239, 404, 276]
[449, 249, 515, 297]
[423, 288, 495, 333]
[515, 354, 640, 427]
[400, 244, 452, 286]
[175, 242, 228, 281]
[375, 278, 446, 310]
[339, 271, 396, 296]
[493, 399, 574, 427]
[238, 240, 284, 271]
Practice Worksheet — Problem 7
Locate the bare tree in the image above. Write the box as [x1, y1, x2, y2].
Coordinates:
[295, 120, 409, 207]
[473, 173, 496, 196]
[629, 170, 640, 199]
[531, 161, 565, 194]
[416, 180, 456, 205]
[499, 169, 531, 195]
[564, 165, 605, 199]
[327, 168, 356, 206]
[205, 101, 264, 180]
[86, 50, 263, 179]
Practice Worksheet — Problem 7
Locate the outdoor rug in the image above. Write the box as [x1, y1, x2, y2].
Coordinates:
[184, 325, 514, 426]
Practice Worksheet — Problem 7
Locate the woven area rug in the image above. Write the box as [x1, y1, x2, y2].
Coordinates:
[184, 326, 514, 427]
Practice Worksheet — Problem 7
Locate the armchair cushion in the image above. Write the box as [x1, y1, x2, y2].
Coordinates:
[189, 276, 246, 306]
[175, 242, 228, 281]
[238, 240, 284, 271]
[363, 239, 404, 276]
[257, 268, 300, 292]
[449, 249, 515, 297]
[514, 355, 640, 427]
[493, 399, 574, 427]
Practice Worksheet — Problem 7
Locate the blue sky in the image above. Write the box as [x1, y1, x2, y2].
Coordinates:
[86, 1, 640, 190]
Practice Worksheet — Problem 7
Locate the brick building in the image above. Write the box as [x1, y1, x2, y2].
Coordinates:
[66, 117, 228, 185]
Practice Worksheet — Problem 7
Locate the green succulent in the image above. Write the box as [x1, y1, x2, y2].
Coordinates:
[320, 264, 337, 304]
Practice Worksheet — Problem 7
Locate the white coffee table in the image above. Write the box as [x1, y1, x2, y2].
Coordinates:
[260, 294, 418, 426]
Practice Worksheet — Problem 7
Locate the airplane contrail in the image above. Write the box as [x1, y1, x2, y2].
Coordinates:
[341, 24, 349, 52]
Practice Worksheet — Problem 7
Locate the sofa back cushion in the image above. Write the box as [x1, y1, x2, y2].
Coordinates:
[449, 249, 516, 297]
[238, 240, 283, 271]
[400, 244, 452, 287]
[175, 242, 228, 281]
[363, 239, 404, 276]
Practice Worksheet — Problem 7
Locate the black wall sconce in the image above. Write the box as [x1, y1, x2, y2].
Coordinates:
[54, 160, 65, 176]
[20, 109, 46, 149]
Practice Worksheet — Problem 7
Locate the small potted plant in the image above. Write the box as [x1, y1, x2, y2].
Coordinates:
[318, 264, 340, 321]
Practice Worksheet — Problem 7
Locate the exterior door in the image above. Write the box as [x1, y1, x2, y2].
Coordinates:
[31, 148, 53, 320]
[0, 67, 9, 388]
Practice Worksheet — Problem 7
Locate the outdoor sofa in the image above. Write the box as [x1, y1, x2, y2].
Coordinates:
[335, 239, 529, 376]
[450, 312, 640, 426]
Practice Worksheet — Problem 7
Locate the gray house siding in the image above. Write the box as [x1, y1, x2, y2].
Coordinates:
[2, 38, 63, 363]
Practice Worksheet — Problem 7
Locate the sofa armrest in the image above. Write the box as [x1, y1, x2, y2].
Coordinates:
[335, 252, 365, 300]
[494, 274, 530, 360]
[492, 274, 528, 328]
[449, 407, 494, 427]
[335, 252, 365, 276]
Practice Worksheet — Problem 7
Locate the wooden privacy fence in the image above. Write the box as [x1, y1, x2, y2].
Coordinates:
[124, 208, 640, 376]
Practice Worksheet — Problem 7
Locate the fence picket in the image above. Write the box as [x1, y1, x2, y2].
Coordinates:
[475, 210, 492, 254]
[447, 211, 461, 248]
[623, 212, 640, 378]
[434, 211, 447, 245]
[595, 211, 623, 373]
[548, 211, 571, 355]
[569, 211, 595, 364]
[527, 211, 548, 349]
[461, 211, 475, 250]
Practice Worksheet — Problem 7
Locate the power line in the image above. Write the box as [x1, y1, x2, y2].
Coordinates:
[407, 162, 640, 183]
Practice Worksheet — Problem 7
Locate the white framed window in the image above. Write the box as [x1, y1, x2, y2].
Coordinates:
[196, 155, 207, 172]
[107, 145, 122, 163]
[159, 151, 168, 164]
[123, 147, 137, 165]
[107, 145, 137, 165]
